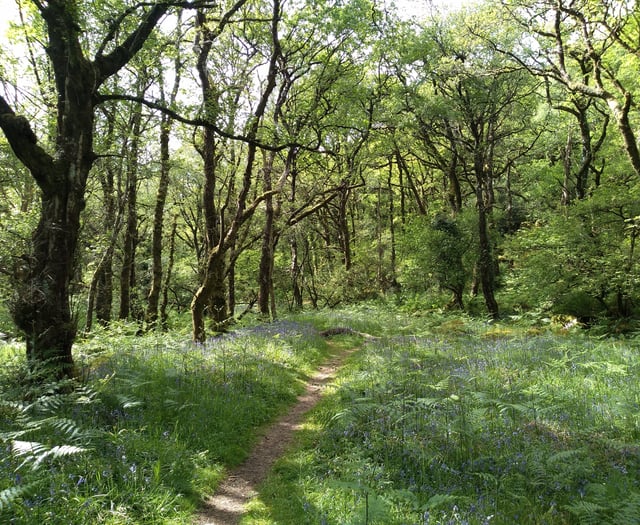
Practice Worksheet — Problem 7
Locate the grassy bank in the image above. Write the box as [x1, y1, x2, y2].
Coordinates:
[3, 307, 640, 524]
[0, 320, 329, 524]
[247, 309, 640, 524]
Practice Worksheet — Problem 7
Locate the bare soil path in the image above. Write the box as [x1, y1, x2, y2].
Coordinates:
[194, 340, 359, 525]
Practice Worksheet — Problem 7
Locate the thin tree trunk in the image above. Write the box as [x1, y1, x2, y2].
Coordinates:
[290, 236, 303, 309]
[476, 180, 499, 319]
[119, 106, 142, 320]
[146, 14, 182, 330]
[146, 115, 172, 330]
[387, 165, 398, 289]
[337, 187, 352, 270]
[85, 207, 124, 332]
[258, 152, 276, 317]
[561, 129, 572, 206]
[160, 215, 178, 331]
[396, 150, 426, 215]
[376, 183, 384, 290]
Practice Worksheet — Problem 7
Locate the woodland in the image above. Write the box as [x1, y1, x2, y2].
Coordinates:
[0, 0, 639, 371]
[1, 0, 640, 523]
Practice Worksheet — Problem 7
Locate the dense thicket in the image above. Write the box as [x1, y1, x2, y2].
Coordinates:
[0, 0, 639, 375]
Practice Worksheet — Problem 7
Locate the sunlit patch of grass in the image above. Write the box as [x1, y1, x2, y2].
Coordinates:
[0, 320, 329, 524]
[251, 307, 640, 525]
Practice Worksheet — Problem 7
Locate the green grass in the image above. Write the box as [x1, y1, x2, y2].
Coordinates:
[3, 308, 640, 524]
[0, 319, 329, 524]
[245, 308, 640, 525]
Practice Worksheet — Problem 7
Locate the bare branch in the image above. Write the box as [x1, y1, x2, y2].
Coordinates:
[97, 92, 295, 151]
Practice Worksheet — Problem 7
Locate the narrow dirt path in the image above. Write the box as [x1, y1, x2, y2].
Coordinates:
[194, 341, 359, 525]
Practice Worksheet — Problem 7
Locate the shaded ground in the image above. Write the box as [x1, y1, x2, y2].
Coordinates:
[194, 341, 359, 525]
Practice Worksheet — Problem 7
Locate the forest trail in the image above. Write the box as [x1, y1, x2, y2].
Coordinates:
[194, 339, 360, 525]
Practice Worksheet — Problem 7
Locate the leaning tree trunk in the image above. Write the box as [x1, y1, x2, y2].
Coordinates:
[191, 0, 280, 342]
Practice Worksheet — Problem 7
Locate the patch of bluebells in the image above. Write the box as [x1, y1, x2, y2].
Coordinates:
[235, 319, 318, 339]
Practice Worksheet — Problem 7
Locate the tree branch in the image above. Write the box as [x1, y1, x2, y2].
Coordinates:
[0, 95, 54, 190]
[94, 3, 170, 84]
[97, 92, 296, 152]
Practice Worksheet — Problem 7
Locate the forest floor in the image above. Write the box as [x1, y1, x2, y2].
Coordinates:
[194, 339, 359, 525]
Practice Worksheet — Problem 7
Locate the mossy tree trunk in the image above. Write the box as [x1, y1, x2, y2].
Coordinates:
[0, 1, 168, 377]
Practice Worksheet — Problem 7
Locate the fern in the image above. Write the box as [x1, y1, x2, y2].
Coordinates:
[10, 439, 88, 471]
[0, 482, 40, 512]
[612, 491, 640, 524]
[546, 448, 584, 466]
[563, 500, 607, 525]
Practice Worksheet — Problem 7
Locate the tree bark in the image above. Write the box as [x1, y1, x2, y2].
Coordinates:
[192, 247, 227, 341]
[146, 115, 172, 329]
[160, 215, 178, 331]
[290, 236, 303, 309]
[193, 8, 227, 330]
[119, 105, 143, 320]
[257, 164, 276, 317]
[146, 14, 182, 330]
[475, 177, 499, 320]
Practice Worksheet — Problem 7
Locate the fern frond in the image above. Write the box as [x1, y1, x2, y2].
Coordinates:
[47, 417, 86, 441]
[422, 493, 458, 510]
[115, 394, 143, 409]
[0, 482, 40, 512]
[546, 448, 583, 466]
[612, 491, 640, 524]
[30, 393, 67, 416]
[11, 439, 46, 457]
[11, 439, 88, 471]
[563, 500, 607, 525]
[31, 444, 88, 469]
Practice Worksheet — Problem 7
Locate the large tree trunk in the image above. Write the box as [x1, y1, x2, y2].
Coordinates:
[13, 187, 87, 376]
[192, 248, 227, 342]
[0, 26, 95, 377]
[0, 2, 168, 377]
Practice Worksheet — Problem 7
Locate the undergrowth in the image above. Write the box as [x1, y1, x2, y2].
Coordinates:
[247, 308, 640, 525]
[0, 320, 328, 524]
